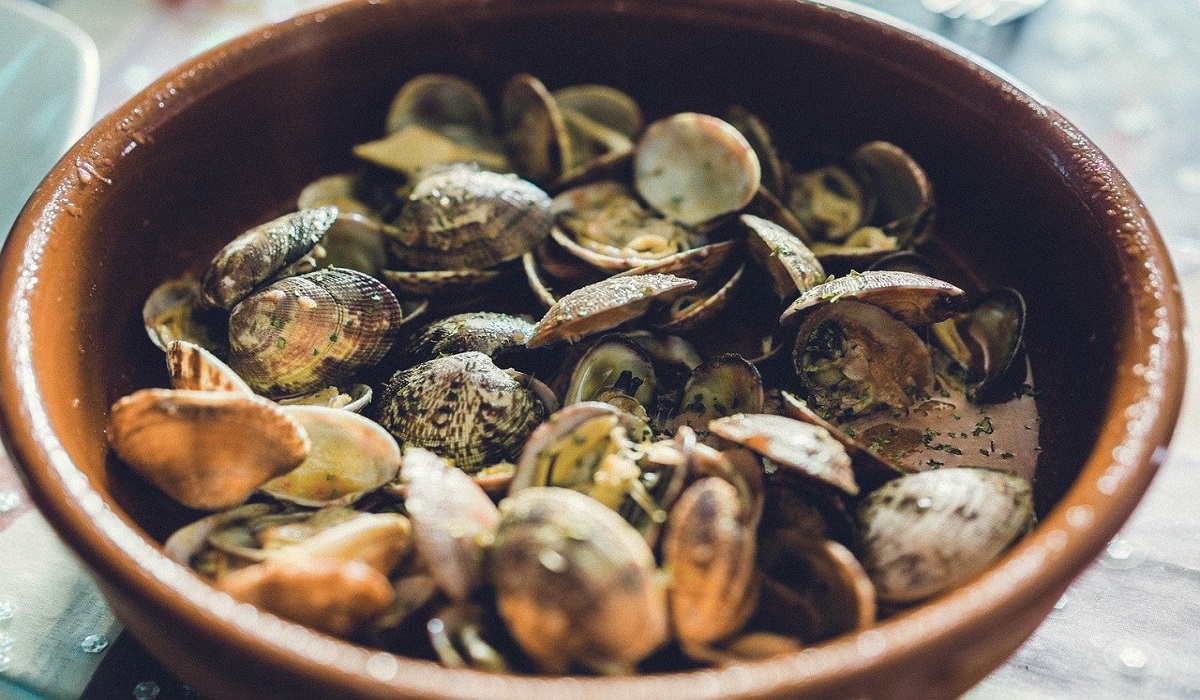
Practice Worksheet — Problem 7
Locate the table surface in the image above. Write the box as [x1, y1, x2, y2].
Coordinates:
[2, 0, 1199, 697]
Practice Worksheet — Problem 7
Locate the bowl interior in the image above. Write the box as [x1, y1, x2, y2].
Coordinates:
[2, 0, 1177, 696]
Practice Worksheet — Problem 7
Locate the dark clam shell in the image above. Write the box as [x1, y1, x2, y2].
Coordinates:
[228, 268, 401, 397]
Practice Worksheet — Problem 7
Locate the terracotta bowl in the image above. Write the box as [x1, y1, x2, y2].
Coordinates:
[0, 0, 1185, 697]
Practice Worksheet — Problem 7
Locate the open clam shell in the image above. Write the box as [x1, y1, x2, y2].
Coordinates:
[258, 405, 402, 507]
[850, 140, 934, 247]
[741, 213, 826, 301]
[386, 73, 495, 137]
[663, 476, 760, 649]
[552, 84, 643, 139]
[397, 312, 536, 368]
[756, 538, 876, 643]
[724, 106, 786, 200]
[934, 287, 1028, 405]
[786, 164, 867, 242]
[228, 268, 402, 397]
[316, 213, 390, 277]
[651, 262, 746, 334]
[562, 333, 657, 415]
[779, 270, 966, 329]
[635, 113, 760, 227]
[200, 206, 338, 310]
[502, 73, 569, 186]
[277, 384, 372, 413]
[297, 173, 375, 218]
[553, 180, 696, 270]
[107, 389, 310, 510]
[521, 238, 608, 308]
[779, 390, 904, 492]
[525, 273, 697, 348]
[857, 467, 1033, 604]
[667, 354, 764, 441]
[792, 300, 936, 420]
[143, 277, 229, 354]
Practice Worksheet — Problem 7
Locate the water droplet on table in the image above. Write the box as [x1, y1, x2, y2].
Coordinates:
[0, 490, 19, 513]
[81, 633, 110, 654]
[133, 681, 161, 700]
[0, 600, 14, 621]
[1102, 536, 1142, 569]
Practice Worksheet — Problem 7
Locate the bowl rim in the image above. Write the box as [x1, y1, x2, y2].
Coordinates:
[0, 0, 1186, 697]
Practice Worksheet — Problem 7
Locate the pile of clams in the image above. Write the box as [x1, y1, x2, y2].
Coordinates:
[115, 73, 1040, 675]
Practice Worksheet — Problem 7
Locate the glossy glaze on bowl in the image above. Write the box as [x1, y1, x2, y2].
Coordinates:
[0, 1, 1184, 698]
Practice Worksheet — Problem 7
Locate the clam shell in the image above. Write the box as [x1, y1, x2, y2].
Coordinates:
[143, 277, 228, 354]
[668, 354, 764, 441]
[562, 333, 657, 410]
[512, 401, 649, 495]
[490, 487, 669, 674]
[850, 140, 934, 246]
[276, 511, 412, 575]
[741, 213, 826, 300]
[167, 339, 252, 394]
[635, 113, 761, 227]
[663, 476, 759, 648]
[724, 106, 786, 200]
[216, 557, 395, 637]
[380, 267, 502, 299]
[400, 447, 500, 601]
[779, 390, 904, 492]
[522, 238, 608, 308]
[553, 180, 694, 270]
[780, 270, 966, 328]
[786, 164, 866, 241]
[502, 73, 569, 186]
[107, 389, 310, 510]
[388, 165, 553, 270]
[228, 268, 401, 397]
[756, 539, 876, 643]
[792, 300, 936, 419]
[258, 405, 402, 507]
[526, 273, 697, 348]
[201, 206, 338, 310]
[397, 312, 536, 368]
[353, 125, 509, 177]
[377, 351, 545, 474]
[386, 73, 495, 136]
[857, 467, 1033, 604]
[297, 173, 375, 218]
[561, 109, 635, 180]
[615, 239, 740, 287]
[552, 84, 643, 138]
[651, 263, 746, 334]
[317, 213, 389, 277]
[277, 384, 372, 413]
[708, 413, 857, 495]
[164, 503, 278, 571]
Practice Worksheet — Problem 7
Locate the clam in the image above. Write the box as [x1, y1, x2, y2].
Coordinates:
[933, 287, 1027, 404]
[397, 312, 536, 368]
[560, 109, 635, 182]
[258, 405, 402, 507]
[277, 384, 372, 413]
[635, 113, 761, 227]
[217, 557, 395, 637]
[107, 389, 309, 510]
[724, 106, 786, 200]
[755, 539, 876, 643]
[708, 413, 857, 495]
[511, 402, 660, 522]
[779, 390, 905, 492]
[857, 467, 1033, 604]
[741, 213, 826, 300]
[561, 334, 657, 418]
[850, 140, 934, 246]
[315, 213, 390, 277]
[525, 273, 697, 348]
[810, 226, 900, 275]
[651, 262, 746, 334]
[400, 447, 501, 601]
[385, 73, 495, 138]
[377, 352, 547, 474]
[200, 206, 338, 310]
[353, 124, 509, 177]
[297, 173, 375, 218]
[387, 164, 553, 270]
[553, 180, 697, 270]
[143, 277, 229, 353]
[166, 339, 252, 394]
[426, 603, 510, 673]
[227, 268, 401, 397]
[787, 164, 866, 241]
[779, 270, 966, 329]
[164, 503, 278, 575]
[667, 354, 764, 440]
[792, 300, 936, 420]
[502, 73, 569, 186]
[663, 476, 760, 652]
[614, 239, 740, 286]
[489, 487, 670, 674]
[552, 84, 643, 139]
[522, 238, 608, 308]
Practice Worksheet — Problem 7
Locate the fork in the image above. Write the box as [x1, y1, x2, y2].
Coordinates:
[921, 0, 1050, 26]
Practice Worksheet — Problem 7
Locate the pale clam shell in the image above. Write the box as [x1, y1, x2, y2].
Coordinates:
[857, 467, 1033, 604]
[741, 213, 826, 300]
[385, 73, 495, 137]
[258, 405, 402, 507]
[502, 73, 569, 186]
[107, 388, 309, 510]
[635, 112, 760, 227]
[552, 84, 643, 138]
[779, 270, 965, 328]
[143, 277, 228, 354]
[708, 413, 857, 495]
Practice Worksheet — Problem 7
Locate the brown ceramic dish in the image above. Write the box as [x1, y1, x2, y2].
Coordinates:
[0, 0, 1185, 697]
